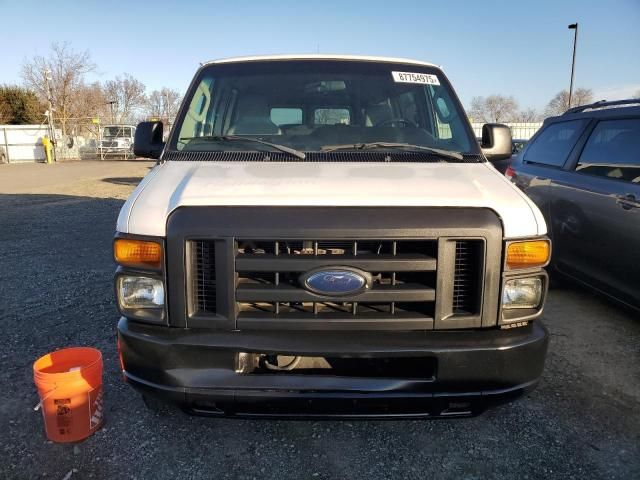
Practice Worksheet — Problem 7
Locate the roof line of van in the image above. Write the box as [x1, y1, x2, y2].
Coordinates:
[203, 54, 440, 69]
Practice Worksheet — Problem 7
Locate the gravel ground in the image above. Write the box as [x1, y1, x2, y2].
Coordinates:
[1, 161, 639, 480]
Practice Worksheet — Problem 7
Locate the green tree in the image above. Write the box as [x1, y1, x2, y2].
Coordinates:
[0, 85, 45, 124]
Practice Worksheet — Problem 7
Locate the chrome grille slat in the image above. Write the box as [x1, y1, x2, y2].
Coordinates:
[235, 254, 437, 272]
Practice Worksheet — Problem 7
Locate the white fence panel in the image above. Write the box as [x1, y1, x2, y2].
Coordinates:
[0, 125, 50, 163]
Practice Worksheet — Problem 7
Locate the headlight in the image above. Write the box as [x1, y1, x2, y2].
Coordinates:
[117, 275, 165, 323]
[502, 277, 542, 309]
[118, 276, 164, 308]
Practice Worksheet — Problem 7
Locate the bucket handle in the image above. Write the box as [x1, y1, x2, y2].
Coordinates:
[34, 387, 57, 412]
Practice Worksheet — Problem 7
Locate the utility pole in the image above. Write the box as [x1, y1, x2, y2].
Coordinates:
[164, 90, 170, 128]
[568, 23, 579, 109]
[107, 101, 117, 124]
[44, 69, 57, 162]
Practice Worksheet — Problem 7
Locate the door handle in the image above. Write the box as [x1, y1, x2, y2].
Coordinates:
[616, 194, 640, 210]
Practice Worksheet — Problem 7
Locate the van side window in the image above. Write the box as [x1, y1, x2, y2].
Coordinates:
[523, 120, 586, 167]
[177, 78, 214, 145]
[575, 119, 640, 183]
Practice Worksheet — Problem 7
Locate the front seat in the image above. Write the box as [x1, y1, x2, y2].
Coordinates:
[228, 94, 281, 135]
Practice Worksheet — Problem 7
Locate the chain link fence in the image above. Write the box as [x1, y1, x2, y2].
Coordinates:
[0, 117, 144, 163]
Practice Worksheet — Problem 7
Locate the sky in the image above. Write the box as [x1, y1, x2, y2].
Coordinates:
[1, 0, 639, 111]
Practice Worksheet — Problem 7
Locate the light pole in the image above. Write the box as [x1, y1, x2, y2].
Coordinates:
[568, 23, 579, 108]
[106, 101, 117, 124]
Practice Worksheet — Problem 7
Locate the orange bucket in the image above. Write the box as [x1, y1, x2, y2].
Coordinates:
[33, 347, 104, 443]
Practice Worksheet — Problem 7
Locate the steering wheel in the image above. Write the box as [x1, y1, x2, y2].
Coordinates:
[375, 118, 418, 128]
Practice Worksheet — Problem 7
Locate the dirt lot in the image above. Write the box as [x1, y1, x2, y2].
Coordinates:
[1, 161, 639, 479]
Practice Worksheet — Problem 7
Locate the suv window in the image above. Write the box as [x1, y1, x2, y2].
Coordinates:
[523, 119, 586, 167]
[575, 119, 640, 183]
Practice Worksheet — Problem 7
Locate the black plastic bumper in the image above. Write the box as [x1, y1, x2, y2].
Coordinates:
[117, 318, 549, 418]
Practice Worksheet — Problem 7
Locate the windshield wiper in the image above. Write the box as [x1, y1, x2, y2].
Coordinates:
[321, 142, 463, 161]
[179, 135, 306, 160]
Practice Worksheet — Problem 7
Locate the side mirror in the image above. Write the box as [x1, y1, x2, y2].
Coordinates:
[134, 121, 164, 159]
[481, 123, 512, 161]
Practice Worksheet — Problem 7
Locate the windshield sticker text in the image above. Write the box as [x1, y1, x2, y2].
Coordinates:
[391, 71, 440, 86]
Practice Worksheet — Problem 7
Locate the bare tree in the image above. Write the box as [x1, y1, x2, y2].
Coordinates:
[72, 82, 108, 119]
[21, 42, 96, 135]
[512, 107, 541, 123]
[145, 87, 182, 126]
[65, 82, 109, 137]
[469, 95, 519, 123]
[545, 88, 593, 116]
[103, 74, 147, 124]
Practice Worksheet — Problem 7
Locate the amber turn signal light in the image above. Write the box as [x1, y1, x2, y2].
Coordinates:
[114, 239, 163, 269]
[506, 240, 550, 269]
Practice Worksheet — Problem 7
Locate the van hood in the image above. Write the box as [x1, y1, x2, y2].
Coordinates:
[117, 161, 546, 238]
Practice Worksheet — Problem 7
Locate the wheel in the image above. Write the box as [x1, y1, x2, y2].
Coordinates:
[142, 394, 174, 416]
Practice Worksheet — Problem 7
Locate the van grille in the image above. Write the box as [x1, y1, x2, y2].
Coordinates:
[234, 239, 438, 321]
[189, 237, 485, 329]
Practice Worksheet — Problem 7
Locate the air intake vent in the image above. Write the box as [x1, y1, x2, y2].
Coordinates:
[452, 240, 483, 315]
[163, 150, 485, 164]
[191, 240, 217, 315]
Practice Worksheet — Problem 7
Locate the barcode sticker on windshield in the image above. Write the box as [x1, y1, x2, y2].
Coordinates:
[391, 71, 440, 86]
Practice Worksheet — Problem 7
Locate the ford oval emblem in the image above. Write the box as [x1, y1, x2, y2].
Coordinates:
[300, 267, 370, 296]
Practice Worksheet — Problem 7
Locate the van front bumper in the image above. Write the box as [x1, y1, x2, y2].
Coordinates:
[117, 317, 549, 418]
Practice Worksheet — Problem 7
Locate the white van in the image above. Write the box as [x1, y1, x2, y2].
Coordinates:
[114, 55, 550, 418]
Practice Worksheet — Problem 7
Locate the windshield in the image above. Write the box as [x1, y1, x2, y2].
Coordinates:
[170, 60, 478, 156]
[103, 126, 132, 137]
